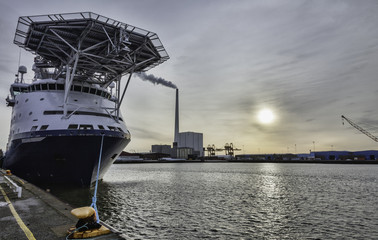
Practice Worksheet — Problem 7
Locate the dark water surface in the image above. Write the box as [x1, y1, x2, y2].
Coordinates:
[53, 163, 378, 239]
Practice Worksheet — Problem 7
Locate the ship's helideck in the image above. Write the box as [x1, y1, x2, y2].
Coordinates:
[3, 12, 169, 186]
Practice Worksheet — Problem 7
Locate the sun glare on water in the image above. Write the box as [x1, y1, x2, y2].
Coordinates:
[258, 109, 275, 124]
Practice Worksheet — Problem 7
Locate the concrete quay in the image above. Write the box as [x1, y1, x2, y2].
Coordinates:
[0, 170, 125, 240]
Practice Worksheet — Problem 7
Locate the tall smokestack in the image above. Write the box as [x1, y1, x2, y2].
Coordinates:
[174, 88, 179, 145]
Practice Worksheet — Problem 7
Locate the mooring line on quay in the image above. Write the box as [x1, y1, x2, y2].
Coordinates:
[0, 185, 36, 240]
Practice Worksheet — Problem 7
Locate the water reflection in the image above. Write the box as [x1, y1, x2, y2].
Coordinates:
[52, 163, 378, 239]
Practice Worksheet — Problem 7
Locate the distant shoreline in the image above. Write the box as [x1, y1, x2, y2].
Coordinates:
[114, 159, 378, 164]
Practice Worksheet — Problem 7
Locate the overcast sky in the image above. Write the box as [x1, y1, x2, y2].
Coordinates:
[1, 0, 378, 154]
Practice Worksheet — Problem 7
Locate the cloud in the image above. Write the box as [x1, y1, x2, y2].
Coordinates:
[1, 0, 378, 153]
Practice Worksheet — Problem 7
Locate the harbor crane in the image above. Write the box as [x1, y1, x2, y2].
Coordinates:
[224, 143, 241, 156]
[204, 143, 241, 157]
[341, 115, 378, 142]
[205, 144, 216, 156]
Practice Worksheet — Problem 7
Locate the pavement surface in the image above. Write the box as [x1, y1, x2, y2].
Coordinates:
[0, 171, 125, 240]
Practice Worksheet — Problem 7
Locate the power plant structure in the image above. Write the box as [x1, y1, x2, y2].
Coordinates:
[152, 88, 204, 159]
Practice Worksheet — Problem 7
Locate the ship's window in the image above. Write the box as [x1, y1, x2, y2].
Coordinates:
[96, 90, 102, 96]
[83, 87, 90, 93]
[18, 113, 21, 118]
[90, 88, 96, 94]
[12, 87, 21, 95]
[29, 112, 32, 116]
[74, 85, 82, 92]
[68, 124, 78, 129]
[101, 91, 106, 97]
[74, 99, 78, 102]
[98, 125, 105, 130]
[21, 87, 28, 92]
[117, 128, 124, 133]
[33, 119, 38, 121]
[30, 126, 38, 131]
[40, 98, 44, 101]
[79, 125, 94, 130]
[36, 85, 41, 90]
[48, 84, 56, 90]
[40, 125, 49, 130]
[41, 84, 48, 90]
[108, 126, 117, 131]
[25, 99, 29, 102]
[57, 84, 64, 90]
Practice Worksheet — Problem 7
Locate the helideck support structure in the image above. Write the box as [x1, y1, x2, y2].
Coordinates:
[14, 12, 169, 119]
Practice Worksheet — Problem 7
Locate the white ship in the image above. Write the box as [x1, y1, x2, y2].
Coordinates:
[2, 12, 169, 186]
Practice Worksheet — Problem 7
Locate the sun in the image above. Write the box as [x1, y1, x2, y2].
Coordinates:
[257, 109, 275, 124]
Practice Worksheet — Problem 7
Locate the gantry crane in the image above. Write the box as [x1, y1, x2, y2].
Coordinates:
[341, 115, 378, 142]
[205, 144, 216, 156]
[224, 143, 241, 156]
[204, 143, 242, 157]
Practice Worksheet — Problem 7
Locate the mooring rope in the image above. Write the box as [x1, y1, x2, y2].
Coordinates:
[91, 134, 104, 223]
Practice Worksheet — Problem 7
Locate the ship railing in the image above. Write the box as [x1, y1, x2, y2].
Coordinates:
[2, 175, 22, 198]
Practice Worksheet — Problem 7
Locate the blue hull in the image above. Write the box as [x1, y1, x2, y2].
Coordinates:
[3, 130, 130, 187]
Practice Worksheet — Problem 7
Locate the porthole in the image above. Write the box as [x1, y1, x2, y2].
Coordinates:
[29, 112, 32, 116]
[40, 98, 44, 101]
[25, 99, 29, 102]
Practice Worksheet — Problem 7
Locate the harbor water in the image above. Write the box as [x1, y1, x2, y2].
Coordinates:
[53, 163, 378, 239]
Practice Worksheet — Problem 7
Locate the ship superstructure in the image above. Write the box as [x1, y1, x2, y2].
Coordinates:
[3, 12, 169, 186]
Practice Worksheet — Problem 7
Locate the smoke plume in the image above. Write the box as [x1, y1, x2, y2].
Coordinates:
[136, 72, 177, 89]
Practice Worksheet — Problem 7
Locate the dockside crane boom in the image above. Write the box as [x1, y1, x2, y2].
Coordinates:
[341, 115, 378, 142]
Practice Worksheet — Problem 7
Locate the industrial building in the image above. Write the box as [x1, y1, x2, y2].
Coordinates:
[314, 150, 378, 160]
[235, 150, 378, 161]
[178, 132, 204, 157]
[151, 145, 172, 155]
[151, 89, 204, 159]
[151, 132, 204, 159]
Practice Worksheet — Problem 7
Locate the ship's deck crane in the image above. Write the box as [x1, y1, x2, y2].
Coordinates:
[341, 115, 378, 142]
